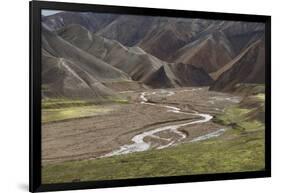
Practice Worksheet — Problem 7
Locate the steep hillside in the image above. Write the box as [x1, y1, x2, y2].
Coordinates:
[210, 39, 265, 92]
[42, 11, 118, 32]
[96, 16, 218, 61]
[42, 51, 113, 100]
[43, 12, 265, 68]
[42, 12, 266, 92]
[170, 32, 235, 73]
[96, 15, 157, 46]
[209, 37, 263, 80]
[57, 24, 164, 82]
[221, 21, 265, 54]
[145, 63, 213, 88]
[138, 18, 214, 61]
[41, 24, 131, 100]
[42, 24, 130, 81]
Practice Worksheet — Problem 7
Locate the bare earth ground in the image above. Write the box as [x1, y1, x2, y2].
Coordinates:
[42, 87, 241, 165]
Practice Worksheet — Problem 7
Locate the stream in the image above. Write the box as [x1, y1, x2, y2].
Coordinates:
[102, 89, 228, 157]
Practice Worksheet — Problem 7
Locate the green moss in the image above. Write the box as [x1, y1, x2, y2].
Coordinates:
[41, 91, 265, 184]
[42, 98, 94, 109]
[233, 83, 265, 95]
[42, 98, 112, 123]
[113, 99, 129, 104]
[42, 84, 49, 91]
[240, 120, 264, 131]
[216, 107, 250, 124]
[42, 97, 265, 183]
[106, 96, 129, 104]
[42, 128, 264, 184]
[254, 93, 265, 101]
[42, 106, 112, 123]
[42, 95, 130, 110]
[214, 104, 263, 132]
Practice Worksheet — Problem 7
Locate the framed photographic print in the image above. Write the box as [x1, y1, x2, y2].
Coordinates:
[30, 1, 271, 192]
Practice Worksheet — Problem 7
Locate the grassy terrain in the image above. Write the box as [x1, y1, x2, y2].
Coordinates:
[42, 92, 265, 183]
[213, 105, 264, 132]
[42, 106, 112, 123]
[42, 127, 264, 183]
[42, 97, 129, 109]
[42, 97, 130, 123]
[106, 96, 130, 104]
[42, 99, 112, 123]
[254, 93, 265, 101]
[232, 83, 265, 95]
[42, 98, 95, 109]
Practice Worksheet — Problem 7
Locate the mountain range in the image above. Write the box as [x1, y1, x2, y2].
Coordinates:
[42, 11, 265, 100]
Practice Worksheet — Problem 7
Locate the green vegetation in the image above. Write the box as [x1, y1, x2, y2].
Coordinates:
[43, 96, 129, 109]
[42, 98, 95, 109]
[233, 83, 265, 95]
[42, 93, 265, 184]
[41, 84, 49, 92]
[42, 89, 265, 184]
[42, 127, 264, 183]
[213, 85, 265, 133]
[42, 98, 112, 123]
[254, 93, 265, 101]
[213, 106, 264, 132]
[42, 105, 112, 123]
[42, 97, 129, 123]
[216, 107, 251, 124]
[107, 97, 129, 104]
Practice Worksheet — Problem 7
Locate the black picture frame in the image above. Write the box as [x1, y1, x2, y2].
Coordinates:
[29, 1, 271, 192]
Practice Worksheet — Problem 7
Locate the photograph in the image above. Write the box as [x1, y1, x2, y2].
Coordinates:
[40, 9, 266, 184]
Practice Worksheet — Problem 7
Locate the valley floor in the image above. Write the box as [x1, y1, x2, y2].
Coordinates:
[41, 87, 265, 184]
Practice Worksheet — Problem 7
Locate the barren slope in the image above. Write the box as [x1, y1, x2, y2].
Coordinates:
[57, 24, 164, 82]
[171, 32, 235, 73]
[42, 11, 118, 32]
[210, 39, 265, 92]
[42, 24, 130, 99]
[145, 63, 213, 88]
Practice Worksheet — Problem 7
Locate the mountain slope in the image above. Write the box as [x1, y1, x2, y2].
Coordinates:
[97, 16, 215, 60]
[221, 21, 265, 54]
[96, 17, 264, 64]
[209, 37, 264, 80]
[210, 39, 265, 92]
[41, 13, 266, 92]
[170, 32, 235, 73]
[57, 24, 164, 82]
[45, 24, 215, 90]
[41, 24, 131, 100]
[145, 63, 213, 88]
[138, 25, 189, 62]
[42, 51, 114, 100]
[42, 24, 130, 81]
[96, 15, 157, 46]
[42, 12, 118, 32]
[43, 12, 265, 68]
